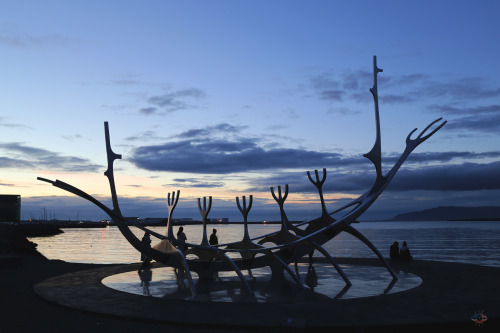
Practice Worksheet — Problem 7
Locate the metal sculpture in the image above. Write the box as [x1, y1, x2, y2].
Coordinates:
[38, 56, 446, 299]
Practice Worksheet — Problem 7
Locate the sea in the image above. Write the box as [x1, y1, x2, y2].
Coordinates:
[29, 221, 500, 268]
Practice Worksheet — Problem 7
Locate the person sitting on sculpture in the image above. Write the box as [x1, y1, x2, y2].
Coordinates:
[390, 241, 400, 260]
[209, 228, 218, 246]
[399, 241, 413, 260]
[176, 226, 187, 253]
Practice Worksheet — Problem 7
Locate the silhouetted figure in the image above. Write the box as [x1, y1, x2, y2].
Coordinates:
[399, 241, 413, 260]
[390, 241, 400, 260]
[209, 228, 218, 246]
[140, 232, 151, 261]
[176, 226, 187, 252]
[138, 232, 152, 272]
[208, 228, 222, 281]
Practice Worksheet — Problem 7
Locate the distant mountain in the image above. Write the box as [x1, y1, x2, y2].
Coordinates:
[386, 206, 500, 221]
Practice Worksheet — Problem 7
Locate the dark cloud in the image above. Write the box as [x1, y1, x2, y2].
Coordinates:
[130, 135, 359, 174]
[388, 161, 500, 191]
[0, 142, 102, 172]
[139, 88, 206, 115]
[243, 160, 500, 193]
[139, 107, 158, 115]
[387, 151, 500, 164]
[131, 119, 499, 176]
[318, 90, 344, 101]
[165, 178, 225, 188]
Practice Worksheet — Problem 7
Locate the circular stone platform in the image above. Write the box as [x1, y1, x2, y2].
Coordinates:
[34, 258, 500, 329]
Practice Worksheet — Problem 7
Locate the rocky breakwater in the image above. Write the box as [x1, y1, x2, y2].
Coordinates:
[0, 224, 56, 268]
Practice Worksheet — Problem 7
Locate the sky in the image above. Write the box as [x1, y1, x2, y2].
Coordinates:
[1, 1, 499, 222]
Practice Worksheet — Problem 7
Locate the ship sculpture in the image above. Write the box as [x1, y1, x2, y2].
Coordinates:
[38, 56, 446, 298]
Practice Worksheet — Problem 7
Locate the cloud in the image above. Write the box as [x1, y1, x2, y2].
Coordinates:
[139, 107, 158, 115]
[0, 180, 16, 186]
[139, 88, 206, 115]
[125, 130, 164, 142]
[303, 68, 500, 137]
[62, 134, 88, 142]
[0, 117, 31, 130]
[418, 78, 500, 100]
[428, 104, 500, 133]
[0, 31, 74, 48]
[429, 104, 500, 116]
[165, 178, 225, 188]
[306, 69, 500, 130]
[0, 142, 102, 172]
[308, 72, 345, 102]
[177, 123, 246, 139]
[112, 79, 141, 86]
[379, 94, 414, 104]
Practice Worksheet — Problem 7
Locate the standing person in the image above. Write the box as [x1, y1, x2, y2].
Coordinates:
[176, 226, 187, 253]
[140, 232, 151, 261]
[208, 228, 221, 281]
[138, 232, 151, 272]
[209, 228, 218, 246]
[390, 241, 400, 260]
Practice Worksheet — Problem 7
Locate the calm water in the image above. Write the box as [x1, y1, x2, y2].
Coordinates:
[30, 221, 500, 268]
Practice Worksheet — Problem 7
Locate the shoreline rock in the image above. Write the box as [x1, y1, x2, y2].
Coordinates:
[0, 224, 48, 259]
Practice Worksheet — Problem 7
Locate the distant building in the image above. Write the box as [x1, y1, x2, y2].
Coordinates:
[142, 217, 168, 225]
[210, 218, 229, 223]
[0, 195, 21, 222]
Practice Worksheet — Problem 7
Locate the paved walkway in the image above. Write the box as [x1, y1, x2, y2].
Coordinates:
[34, 258, 500, 330]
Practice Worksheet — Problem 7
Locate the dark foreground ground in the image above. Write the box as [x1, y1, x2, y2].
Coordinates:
[1, 254, 499, 333]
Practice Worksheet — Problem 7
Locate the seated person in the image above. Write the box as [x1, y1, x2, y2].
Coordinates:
[389, 241, 399, 259]
[399, 241, 413, 260]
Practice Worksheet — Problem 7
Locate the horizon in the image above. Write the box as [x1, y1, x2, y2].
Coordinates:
[1, 1, 499, 222]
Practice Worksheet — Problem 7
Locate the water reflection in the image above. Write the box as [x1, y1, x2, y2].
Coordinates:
[103, 263, 421, 303]
[138, 261, 152, 296]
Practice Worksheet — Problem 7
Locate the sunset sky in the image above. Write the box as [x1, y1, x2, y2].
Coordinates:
[1, 1, 499, 222]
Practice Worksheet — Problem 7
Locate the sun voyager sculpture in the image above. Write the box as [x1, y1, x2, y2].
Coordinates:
[38, 56, 446, 299]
